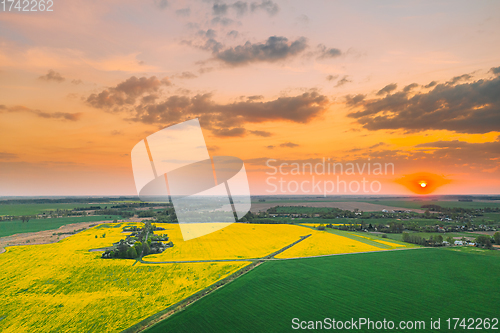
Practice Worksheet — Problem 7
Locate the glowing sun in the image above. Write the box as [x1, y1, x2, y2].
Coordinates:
[395, 172, 451, 194]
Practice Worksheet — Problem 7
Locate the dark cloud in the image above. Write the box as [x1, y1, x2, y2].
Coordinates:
[424, 81, 437, 88]
[38, 70, 65, 83]
[280, 142, 299, 148]
[403, 83, 418, 92]
[86, 76, 167, 110]
[111, 130, 122, 136]
[211, 17, 234, 26]
[246, 95, 263, 101]
[376, 83, 397, 96]
[174, 71, 197, 79]
[175, 7, 190, 17]
[2, 105, 82, 121]
[71, 79, 83, 85]
[197, 29, 217, 39]
[212, 127, 246, 137]
[490, 66, 500, 76]
[250, 130, 272, 137]
[132, 91, 327, 126]
[213, 3, 229, 16]
[317, 44, 342, 59]
[214, 36, 307, 66]
[447, 73, 473, 85]
[232, 1, 248, 15]
[345, 94, 366, 106]
[250, 0, 279, 15]
[326, 74, 339, 81]
[227, 30, 239, 38]
[154, 0, 168, 9]
[266, 145, 275, 149]
[0, 152, 18, 160]
[413, 138, 500, 170]
[335, 76, 351, 87]
[369, 142, 387, 149]
[348, 70, 500, 134]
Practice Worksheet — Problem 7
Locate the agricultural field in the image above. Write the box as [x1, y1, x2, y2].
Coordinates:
[145, 248, 500, 333]
[0, 203, 110, 216]
[0, 223, 249, 333]
[144, 223, 312, 261]
[0, 215, 121, 238]
[359, 199, 500, 210]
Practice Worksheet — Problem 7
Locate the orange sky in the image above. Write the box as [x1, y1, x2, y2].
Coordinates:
[1, 0, 499, 196]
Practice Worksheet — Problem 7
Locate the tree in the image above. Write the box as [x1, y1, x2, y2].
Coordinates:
[446, 236, 453, 244]
[494, 232, 500, 245]
[126, 247, 138, 259]
[435, 235, 443, 244]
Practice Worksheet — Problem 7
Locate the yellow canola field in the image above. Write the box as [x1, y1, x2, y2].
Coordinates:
[275, 231, 383, 258]
[144, 223, 312, 261]
[0, 223, 248, 333]
[347, 233, 407, 248]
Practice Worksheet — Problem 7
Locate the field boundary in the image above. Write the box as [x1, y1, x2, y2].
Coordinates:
[120, 260, 263, 333]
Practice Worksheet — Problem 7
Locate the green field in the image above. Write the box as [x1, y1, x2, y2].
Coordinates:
[0, 215, 121, 238]
[360, 200, 500, 210]
[145, 248, 500, 333]
[0, 203, 111, 216]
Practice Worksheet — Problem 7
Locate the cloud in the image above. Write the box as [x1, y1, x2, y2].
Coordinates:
[1, 105, 82, 121]
[111, 130, 122, 135]
[403, 83, 418, 92]
[266, 145, 275, 149]
[447, 73, 473, 85]
[175, 7, 190, 17]
[213, 3, 229, 16]
[211, 127, 246, 137]
[86, 76, 167, 110]
[280, 142, 299, 148]
[335, 76, 351, 87]
[173, 71, 197, 79]
[413, 138, 500, 170]
[317, 44, 342, 59]
[424, 81, 437, 88]
[326, 74, 339, 81]
[71, 79, 83, 85]
[345, 94, 366, 106]
[197, 29, 217, 39]
[490, 66, 500, 76]
[154, 0, 168, 9]
[211, 17, 234, 26]
[376, 83, 397, 95]
[250, 1, 279, 15]
[227, 30, 239, 38]
[214, 36, 308, 66]
[250, 130, 272, 137]
[129, 91, 328, 137]
[347, 69, 500, 134]
[38, 70, 65, 83]
[232, 1, 248, 15]
[0, 152, 18, 160]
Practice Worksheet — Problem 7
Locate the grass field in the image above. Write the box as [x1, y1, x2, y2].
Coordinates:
[359, 200, 500, 210]
[0, 203, 112, 216]
[0, 215, 121, 238]
[0, 223, 248, 333]
[145, 248, 500, 333]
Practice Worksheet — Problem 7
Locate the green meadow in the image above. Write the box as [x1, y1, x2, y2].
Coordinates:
[0, 215, 121, 238]
[145, 248, 500, 333]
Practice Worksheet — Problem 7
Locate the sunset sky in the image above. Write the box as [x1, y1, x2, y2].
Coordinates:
[1, 0, 499, 196]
